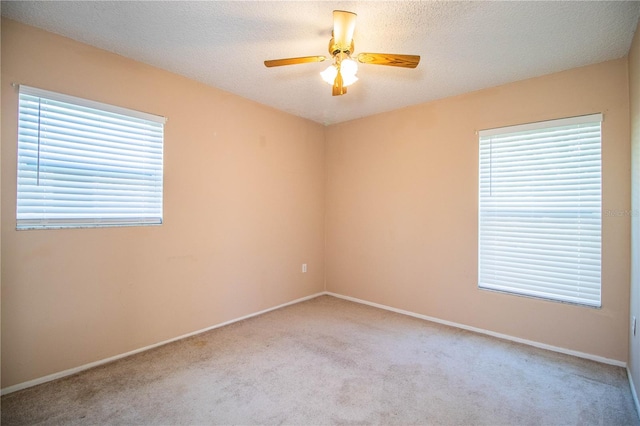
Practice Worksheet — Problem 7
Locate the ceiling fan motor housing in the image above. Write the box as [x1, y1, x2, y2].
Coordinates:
[329, 38, 354, 57]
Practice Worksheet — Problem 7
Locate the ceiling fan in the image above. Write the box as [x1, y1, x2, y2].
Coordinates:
[264, 10, 420, 96]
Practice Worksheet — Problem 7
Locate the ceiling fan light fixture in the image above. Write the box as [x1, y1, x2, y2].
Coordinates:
[320, 65, 338, 85]
[321, 60, 358, 88]
[338, 57, 358, 87]
[341, 58, 358, 79]
[341, 64, 358, 87]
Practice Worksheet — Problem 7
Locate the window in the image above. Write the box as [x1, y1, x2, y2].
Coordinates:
[16, 86, 165, 229]
[478, 114, 602, 307]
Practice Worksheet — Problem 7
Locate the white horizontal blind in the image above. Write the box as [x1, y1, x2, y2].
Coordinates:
[16, 86, 165, 229]
[478, 114, 602, 307]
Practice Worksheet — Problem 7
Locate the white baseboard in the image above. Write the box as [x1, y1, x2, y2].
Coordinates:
[1, 290, 629, 396]
[629, 367, 640, 418]
[0, 292, 325, 396]
[325, 291, 627, 368]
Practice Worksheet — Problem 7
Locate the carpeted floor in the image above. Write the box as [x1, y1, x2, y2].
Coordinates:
[2, 295, 639, 425]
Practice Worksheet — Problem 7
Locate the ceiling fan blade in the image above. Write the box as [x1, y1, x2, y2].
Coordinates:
[332, 69, 347, 96]
[357, 53, 420, 69]
[333, 10, 357, 51]
[264, 56, 327, 67]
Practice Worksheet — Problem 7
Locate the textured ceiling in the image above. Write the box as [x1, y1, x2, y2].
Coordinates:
[2, 1, 639, 125]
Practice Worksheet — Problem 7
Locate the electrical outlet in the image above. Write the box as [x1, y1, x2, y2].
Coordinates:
[302, 264, 307, 273]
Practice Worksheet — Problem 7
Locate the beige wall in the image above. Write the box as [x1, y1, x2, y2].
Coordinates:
[629, 17, 640, 403]
[325, 58, 631, 362]
[1, 19, 326, 388]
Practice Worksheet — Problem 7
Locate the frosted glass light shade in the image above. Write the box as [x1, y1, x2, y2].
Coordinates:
[340, 58, 358, 87]
[320, 65, 338, 85]
[341, 58, 358, 77]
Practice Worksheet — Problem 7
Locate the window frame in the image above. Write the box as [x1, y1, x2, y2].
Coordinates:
[477, 113, 603, 308]
[16, 85, 166, 230]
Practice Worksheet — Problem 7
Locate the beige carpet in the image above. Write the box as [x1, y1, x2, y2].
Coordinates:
[2, 295, 639, 425]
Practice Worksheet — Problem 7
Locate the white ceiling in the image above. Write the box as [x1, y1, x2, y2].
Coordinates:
[2, 1, 639, 125]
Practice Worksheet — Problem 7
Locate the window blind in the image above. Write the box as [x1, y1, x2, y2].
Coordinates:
[16, 85, 165, 229]
[478, 114, 602, 307]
